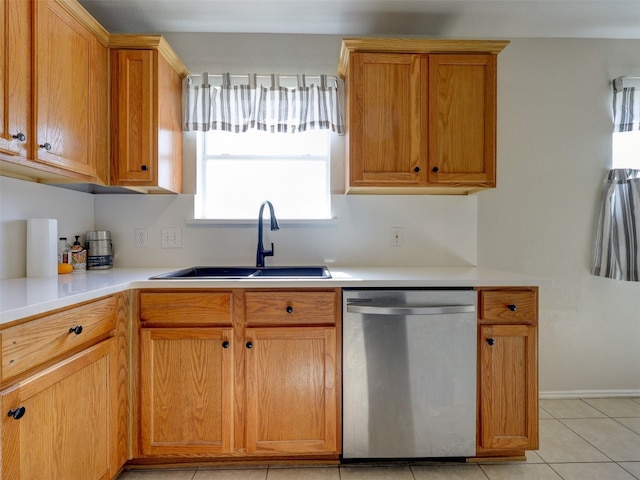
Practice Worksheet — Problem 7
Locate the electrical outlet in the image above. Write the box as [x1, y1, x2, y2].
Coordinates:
[390, 227, 404, 247]
[161, 227, 182, 248]
[135, 228, 148, 248]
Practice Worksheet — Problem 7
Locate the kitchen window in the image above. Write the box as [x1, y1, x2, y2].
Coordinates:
[592, 76, 640, 282]
[194, 129, 332, 220]
[185, 72, 343, 221]
[611, 76, 640, 169]
[612, 130, 640, 168]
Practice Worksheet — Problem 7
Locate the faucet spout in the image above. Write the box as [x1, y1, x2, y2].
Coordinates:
[256, 200, 280, 267]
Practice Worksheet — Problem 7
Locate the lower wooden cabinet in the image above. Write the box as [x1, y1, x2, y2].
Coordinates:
[1, 339, 118, 479]
[136, 289, 340, 460]
[245, 327, 338, 454]
[139, 327, 234, 456]
[476, 288, 539, 457]
[478, 324, 538, 451]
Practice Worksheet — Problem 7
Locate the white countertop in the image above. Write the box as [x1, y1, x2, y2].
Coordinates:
[0, 266, 551, 326]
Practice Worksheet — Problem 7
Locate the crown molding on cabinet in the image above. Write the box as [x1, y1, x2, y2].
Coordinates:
[338, 38, 509, 78]
[108, 34, 189, 78]
[53, 0, 110, 45]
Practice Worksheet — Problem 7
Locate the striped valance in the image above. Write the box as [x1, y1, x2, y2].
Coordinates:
[183, 73, 344, 134]
[613, 77, 640, 132]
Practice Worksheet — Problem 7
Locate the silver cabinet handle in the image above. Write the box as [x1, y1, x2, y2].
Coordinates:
[346, 304, 475, 315]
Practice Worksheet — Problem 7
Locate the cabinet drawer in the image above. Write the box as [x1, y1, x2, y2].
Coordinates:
[246, 291, 337, 325]
[1, 296, 116, 382]
[479, 290, 537, 324]
[140, 292, 232, 325]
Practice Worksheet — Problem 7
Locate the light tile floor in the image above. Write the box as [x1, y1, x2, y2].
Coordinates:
[119, 397, 640, 480]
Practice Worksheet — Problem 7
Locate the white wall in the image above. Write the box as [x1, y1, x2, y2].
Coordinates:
[0, 176, 95, 279]
[478, 38, 640, 396]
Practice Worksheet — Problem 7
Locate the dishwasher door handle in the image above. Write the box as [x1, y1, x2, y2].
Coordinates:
[346, 304, 476, 315]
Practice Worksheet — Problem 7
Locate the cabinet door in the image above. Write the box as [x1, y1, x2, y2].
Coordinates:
[140, 328, 234, 456]
[111, 48, 183, 192]
[245, 327, 338, 455]
[348, 52, 424, 187]
[428, 54, 496, 187]
[111, 49, 155, 184]
[478, 324, 538, 451]
[0, 0, 30, 157]
[1, 340, 116, 480]
[33, 0, 108, 180]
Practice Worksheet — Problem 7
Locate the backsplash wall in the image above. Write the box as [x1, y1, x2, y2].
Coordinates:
[94, 193, 477, 269]
[0, 176, 95, 279]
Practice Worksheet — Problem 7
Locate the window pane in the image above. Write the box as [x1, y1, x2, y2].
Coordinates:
[196, 130, 331, 220]
[205, 129, 328, 156]
[612, 131, 640, 169]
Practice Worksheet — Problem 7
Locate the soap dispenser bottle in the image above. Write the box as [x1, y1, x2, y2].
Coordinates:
[70, 235, 87, 271]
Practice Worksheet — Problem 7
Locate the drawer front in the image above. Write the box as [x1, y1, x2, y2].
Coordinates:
[480, 290, 537, 324]
[1, 296, 116, 382]
[245, 291, 337, 325]
[140, 292, 232, 325]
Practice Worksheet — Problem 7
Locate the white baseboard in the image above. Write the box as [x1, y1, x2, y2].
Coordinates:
[540, 389, 640, 399]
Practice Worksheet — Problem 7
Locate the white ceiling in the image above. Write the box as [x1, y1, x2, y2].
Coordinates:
[77, 0, 640, 39]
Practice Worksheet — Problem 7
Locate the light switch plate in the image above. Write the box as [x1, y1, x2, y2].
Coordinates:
[161, 227, 182, 248]
[135, 228, 148, 248]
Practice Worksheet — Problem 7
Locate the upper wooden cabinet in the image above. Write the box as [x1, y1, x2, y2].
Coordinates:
[338, 38, 508, 194]
[0, 0, 31, 159]
[34, 0, 109, 181]
[0, 0, 109, 184]
[110, 35, 188, 193]
[0, 3, 187, 193]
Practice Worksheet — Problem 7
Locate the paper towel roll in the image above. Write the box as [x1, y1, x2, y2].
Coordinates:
[27, 218, 58, 278]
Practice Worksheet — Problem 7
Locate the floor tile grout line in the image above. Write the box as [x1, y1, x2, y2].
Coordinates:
[472, 464, 493, 480]
[617, 461, 640, 480]
[582, 397, 640, 418]
[539, 398, 608, 420]
[611, 416, 640, 437]
[576, 398, 613, 419]
[547, 462, 570, 480]
[579, 397, 610, 417]
[555, 417, 618, 463]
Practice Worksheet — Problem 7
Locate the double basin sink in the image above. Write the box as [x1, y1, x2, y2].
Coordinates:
[150, 266, 331, 280]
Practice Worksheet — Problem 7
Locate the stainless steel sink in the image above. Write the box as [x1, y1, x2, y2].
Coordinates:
[150, 266, 331, 279]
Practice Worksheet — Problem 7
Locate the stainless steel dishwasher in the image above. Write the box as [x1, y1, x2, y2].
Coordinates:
[342, 288, 477, 459]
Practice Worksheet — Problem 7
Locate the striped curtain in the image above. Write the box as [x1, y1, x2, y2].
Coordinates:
[592, 77, 640, 282]
[183, 73, 344, 134]
[593, 169, 640, 281]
